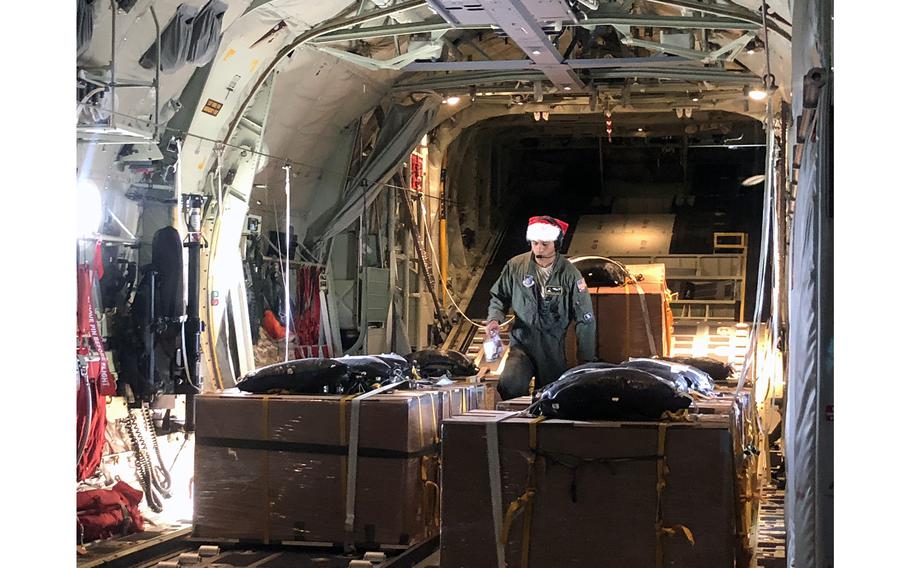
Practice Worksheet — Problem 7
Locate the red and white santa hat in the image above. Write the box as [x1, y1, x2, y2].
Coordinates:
[526, 215, 569, 242]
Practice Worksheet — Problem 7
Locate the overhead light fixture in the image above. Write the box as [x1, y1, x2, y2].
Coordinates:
[531, 49, 541, 55]
[563, 86, 572, 91]
[748, 88, 768, 101]
[637, 127, 644, 132]
[747, 49, 755, 55]
[484, 92, 494, 96]
[445, 95, 461, 105]
[692, 97, 699, 102]
[741, 174, 766, 186]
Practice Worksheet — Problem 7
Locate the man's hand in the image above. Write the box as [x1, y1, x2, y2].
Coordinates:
[485, 319, 501, 337]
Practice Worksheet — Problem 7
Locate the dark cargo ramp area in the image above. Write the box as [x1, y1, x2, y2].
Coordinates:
[457, 116, 765, 320]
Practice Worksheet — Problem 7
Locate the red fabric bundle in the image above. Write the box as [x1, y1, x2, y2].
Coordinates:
[77, 260, 111, 481]
[262, 309, 286, 339]
[76, 481, 145, 543]
[295, 266, 322, 346]
[76, 370, 107, 481]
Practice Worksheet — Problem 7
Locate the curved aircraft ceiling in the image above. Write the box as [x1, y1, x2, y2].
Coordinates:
[77, 0, 792, 236]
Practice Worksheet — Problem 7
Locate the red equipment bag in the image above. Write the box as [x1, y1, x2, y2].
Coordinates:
[76, 481, 145, 543]
[262, 309, 286, 339]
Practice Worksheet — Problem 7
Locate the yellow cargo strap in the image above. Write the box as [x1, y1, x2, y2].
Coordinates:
[500, 416, 546, 568]
[661, 525, 695, 545]
[417, 393, 426, 450]
[430, 392, 443, 531]
[416, 392, 441, 532]
[654, 423, 695, 568]
[484, 412, 521, 568]
[430, 391, 440, 443]
[660, 409, 692, 422]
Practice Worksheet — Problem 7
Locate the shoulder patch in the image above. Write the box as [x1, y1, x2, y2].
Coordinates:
[522, 275, 535, 288]
[576, 278, 588, 292]
[583, 312, 594, 322]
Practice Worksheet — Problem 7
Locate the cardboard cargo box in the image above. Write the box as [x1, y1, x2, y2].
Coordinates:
[496, 395, 533, 412]
[567, 263, 673, 365]
[194, 383, 483, 546]
[440, 410, 739, 568]
[493, 390, 756, 565]
[480, 378, 503, 410]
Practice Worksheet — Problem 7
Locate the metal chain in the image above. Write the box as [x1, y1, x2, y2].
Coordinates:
[125, 410, 164, 512]
[142, 406, 173, 495]
[127, 411, 159, 510]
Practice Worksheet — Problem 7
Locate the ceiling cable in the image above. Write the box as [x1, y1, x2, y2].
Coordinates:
[282, 163, 292, 362]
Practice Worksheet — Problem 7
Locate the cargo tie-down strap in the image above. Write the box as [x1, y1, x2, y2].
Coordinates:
[630, 279, 659, 357]
[654, 423, 696, 568]
[343, 381, 409, 550]
[417, 391, 441, 534]
[484, 412, 523, 568]
[499, 416, 546, 568]
[497, 421, 696, 568]
[261, 396, 272, 544]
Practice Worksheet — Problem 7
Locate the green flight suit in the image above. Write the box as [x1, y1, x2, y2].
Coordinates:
[487, 252, 597, 399]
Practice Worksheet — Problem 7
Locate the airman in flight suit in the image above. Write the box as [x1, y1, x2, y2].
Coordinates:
[486, 216, 597, 400]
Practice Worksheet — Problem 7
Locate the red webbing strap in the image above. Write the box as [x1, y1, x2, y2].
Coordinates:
[80, 263, 115, 395]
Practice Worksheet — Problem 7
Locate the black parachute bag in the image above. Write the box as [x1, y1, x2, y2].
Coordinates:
[569, 256, 630, 287]
[116, 227, 185, 401]
[77, 0, 96, 58]
[150, 227, 184, 320]
[262, 262, 287, 322]
[186, 0, 228, 67]
[627, 357, 715, 395]
[530, 367, 692, 421]
[139, 3, 198, 73]
[330, 354, 410, 394]
[658, 356, 735, 382]
[237, 358, 350, 394]
[243, 233, 266, 343]
[559, 361, 618, 376]
[621, 359, 695, 394]
[405, 349, 479, 378]
[332, 355, 395, 394]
